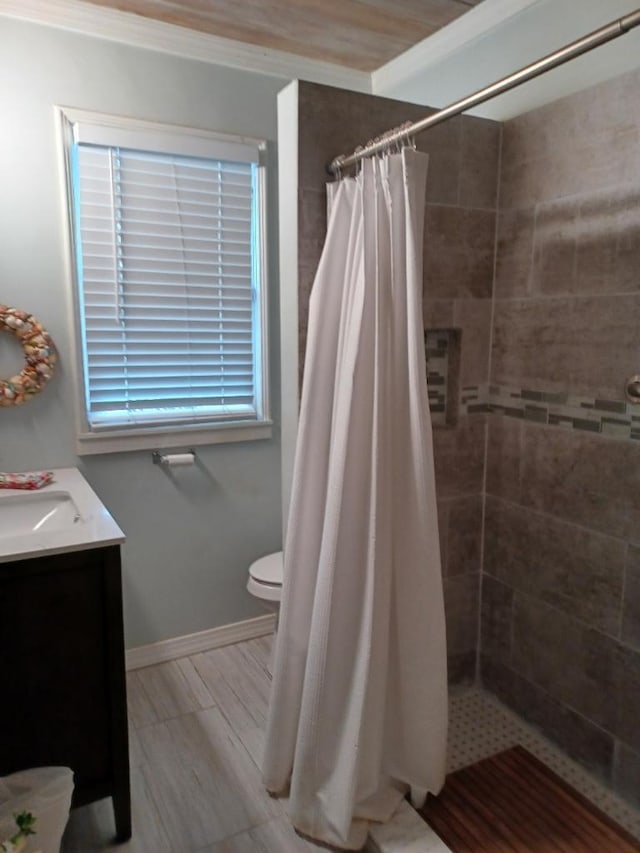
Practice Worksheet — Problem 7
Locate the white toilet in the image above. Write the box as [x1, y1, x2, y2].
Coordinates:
[247, 550, 284, 605]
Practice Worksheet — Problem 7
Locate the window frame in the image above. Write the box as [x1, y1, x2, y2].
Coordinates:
[57, 107, 272, 455]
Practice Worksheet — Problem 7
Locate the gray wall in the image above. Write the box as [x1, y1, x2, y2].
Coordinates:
[482, 66, 640, 806]
[0, 18, 285, 648]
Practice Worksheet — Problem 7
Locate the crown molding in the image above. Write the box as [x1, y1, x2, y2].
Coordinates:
[371, 0, 541, 97]
[0, 0, 371, 93]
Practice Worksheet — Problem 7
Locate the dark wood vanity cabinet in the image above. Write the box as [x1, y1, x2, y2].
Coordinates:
[0, 545, 131, 842]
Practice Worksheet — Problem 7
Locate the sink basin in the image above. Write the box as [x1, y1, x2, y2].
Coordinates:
[0, 469, 125, 563]
[0, 491, 81, 538]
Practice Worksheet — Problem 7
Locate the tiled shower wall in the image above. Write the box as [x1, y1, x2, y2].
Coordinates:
[295, 82, 500, 685]
[481, 67, 640, 807]
[294, 71, 640, 808]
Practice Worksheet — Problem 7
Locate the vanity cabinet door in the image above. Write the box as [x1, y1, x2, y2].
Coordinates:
[0, 554, 111, 786]
[0, 546, 131, 840]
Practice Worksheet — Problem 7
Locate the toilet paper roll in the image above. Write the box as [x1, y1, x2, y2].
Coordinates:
[161, 452, 195, 467]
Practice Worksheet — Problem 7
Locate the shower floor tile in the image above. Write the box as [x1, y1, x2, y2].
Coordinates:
[448, 687, 640, 842]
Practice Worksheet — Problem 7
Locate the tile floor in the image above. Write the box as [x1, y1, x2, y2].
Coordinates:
[447, 689, 640, 841]
[61, 634, 640, 851]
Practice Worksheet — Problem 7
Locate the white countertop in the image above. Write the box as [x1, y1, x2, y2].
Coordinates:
[0, 467, 125, 564]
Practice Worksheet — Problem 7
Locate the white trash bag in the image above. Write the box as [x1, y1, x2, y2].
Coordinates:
[0, 768, 73, 853]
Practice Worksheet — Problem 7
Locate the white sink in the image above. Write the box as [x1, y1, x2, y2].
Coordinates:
[0, 469, 125, 563]
[0, 491, 81, 538]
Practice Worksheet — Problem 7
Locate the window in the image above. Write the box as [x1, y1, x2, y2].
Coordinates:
[59, 109, 270, 453]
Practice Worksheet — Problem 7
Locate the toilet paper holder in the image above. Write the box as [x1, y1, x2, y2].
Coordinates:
[152, 449, 196, 467]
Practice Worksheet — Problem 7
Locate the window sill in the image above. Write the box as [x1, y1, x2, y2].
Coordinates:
[76, 420, 273, 456]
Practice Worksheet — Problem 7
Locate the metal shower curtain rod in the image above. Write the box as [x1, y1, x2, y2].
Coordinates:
[328, 8, 640, 175]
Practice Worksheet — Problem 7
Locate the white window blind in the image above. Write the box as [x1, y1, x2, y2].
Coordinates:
[70, 132, 266, 433]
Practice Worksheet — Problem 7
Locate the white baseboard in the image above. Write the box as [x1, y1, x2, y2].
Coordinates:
[126, 613, 277, 670]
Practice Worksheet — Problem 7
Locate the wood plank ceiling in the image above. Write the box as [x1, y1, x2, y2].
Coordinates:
[80, 0, 485, 71]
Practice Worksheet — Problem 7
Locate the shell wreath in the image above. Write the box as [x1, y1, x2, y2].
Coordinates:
[0, 305, 57, 406]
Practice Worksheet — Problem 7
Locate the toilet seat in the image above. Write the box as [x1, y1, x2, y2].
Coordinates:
[247, 550, 283, 602]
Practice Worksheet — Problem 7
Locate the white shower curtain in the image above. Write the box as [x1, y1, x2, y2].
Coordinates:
[263, 148, 447, 850]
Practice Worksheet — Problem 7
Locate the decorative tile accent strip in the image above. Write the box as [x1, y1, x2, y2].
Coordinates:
[460, 384, 490, 417]
[459, 383, 640, 440]
[425, 330, 450, 426]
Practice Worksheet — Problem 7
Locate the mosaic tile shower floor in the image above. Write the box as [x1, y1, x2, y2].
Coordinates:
[448, 688, 640, 842]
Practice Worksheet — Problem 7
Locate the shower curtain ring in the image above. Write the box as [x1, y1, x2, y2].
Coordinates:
[353, 145, 365, 175]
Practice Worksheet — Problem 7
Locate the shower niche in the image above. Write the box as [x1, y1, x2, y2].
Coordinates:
[425, 328, 461, 427]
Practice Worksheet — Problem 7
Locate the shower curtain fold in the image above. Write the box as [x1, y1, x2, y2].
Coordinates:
[263, 148, 447, 850]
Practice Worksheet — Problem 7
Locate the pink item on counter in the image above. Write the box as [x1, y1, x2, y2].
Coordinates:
[0, 471, 54, 490]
